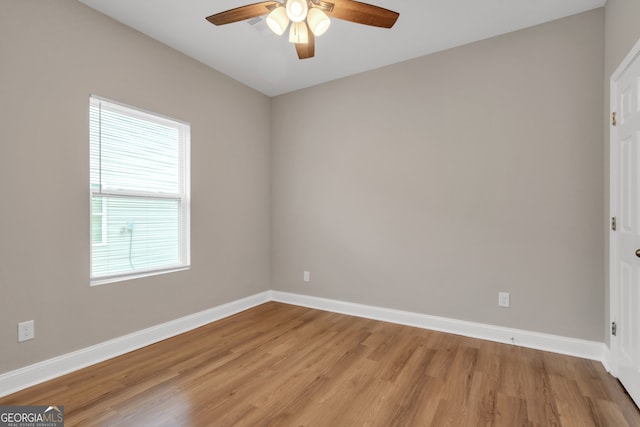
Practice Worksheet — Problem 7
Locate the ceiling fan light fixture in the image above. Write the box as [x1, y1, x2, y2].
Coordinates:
[288, 21, 308, 44]
[285, 0, 308, 23]
[266, 6, 289, 35]
[206, 0, 399, 60]
[307, 8, 330, 36]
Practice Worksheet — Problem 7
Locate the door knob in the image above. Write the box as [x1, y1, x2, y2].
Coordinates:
[636, 249, 640, 258]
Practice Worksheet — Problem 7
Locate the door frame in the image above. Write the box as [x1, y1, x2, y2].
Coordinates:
[609, 36, 640, 379]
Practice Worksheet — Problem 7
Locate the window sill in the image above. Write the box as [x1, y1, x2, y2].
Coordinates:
[90, 265, 190, 286]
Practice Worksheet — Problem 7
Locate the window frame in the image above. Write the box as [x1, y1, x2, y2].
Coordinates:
[91, 184, 107, 247]
[89, 95, 191, 286]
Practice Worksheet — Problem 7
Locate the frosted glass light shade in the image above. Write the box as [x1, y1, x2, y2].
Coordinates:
[288, 21, 308, 44]
[286, 0, 308, 23]
[307, 8, 330, 36]
[266, 7, 289, 35]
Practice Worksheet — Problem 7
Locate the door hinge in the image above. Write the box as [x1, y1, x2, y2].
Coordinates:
[612, 112, 617, 126]
[612, 321, 617, 336]
[612, 216, 617, 231]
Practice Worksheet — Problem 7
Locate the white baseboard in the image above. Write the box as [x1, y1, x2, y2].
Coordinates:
[601, 345, 614, 374]
[0, 289, 610, 398]
[0, 291, 271, 398]
[270, 291, 609, 364]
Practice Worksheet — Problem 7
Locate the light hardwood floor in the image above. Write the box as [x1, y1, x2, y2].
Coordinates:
[1, 302, 639, 426]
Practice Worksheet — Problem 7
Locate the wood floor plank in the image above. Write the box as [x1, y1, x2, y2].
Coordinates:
[1, 302, 639, 426]
[495, 393, 529, 426]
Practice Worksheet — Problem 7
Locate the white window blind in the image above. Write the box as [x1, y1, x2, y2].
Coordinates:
[90, 96, 190, 284]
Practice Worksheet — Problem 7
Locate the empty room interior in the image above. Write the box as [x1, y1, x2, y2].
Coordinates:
[1, 0, 640, 425]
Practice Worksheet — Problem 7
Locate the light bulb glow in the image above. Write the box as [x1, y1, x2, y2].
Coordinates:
[307, 8, 330, 36]
[266, 6, 289, 35]
[286, 0, 308, 23]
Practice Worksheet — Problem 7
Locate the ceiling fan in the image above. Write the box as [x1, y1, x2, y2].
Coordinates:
[206, 0, 399, 60]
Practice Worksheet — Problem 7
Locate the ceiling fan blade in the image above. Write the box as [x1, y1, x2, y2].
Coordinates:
[295, 25, 315, 59]
[206, 1, 280, 25]
[324, 0, 399, 28]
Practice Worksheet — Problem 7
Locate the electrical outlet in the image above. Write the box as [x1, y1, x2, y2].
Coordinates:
[303, 271, 310, 283]
[498, 292, 510, 308]
[18, 320, 34, 342]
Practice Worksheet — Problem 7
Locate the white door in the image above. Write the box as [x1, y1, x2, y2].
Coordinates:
[611, 39, 640, 408]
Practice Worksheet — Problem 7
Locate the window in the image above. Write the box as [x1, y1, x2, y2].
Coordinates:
[90, 96, 190, 285]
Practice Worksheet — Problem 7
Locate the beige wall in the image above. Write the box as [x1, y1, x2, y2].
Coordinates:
[0, 1, 271, 374]
[605, 0, 640, 75]
[603, 0, 640, 345]
[271, 10, 605, 341]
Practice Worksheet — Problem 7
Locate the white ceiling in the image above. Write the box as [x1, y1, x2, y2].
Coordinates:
[77, 0, 605, 97]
